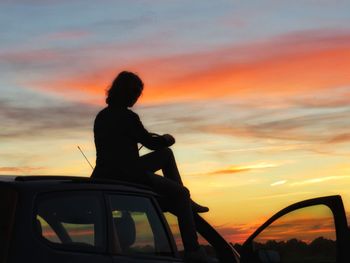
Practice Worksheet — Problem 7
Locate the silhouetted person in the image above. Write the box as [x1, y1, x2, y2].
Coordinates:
[92, 71, 210, 262]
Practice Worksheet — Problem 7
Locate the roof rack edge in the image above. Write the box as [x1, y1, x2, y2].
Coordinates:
[15, 175, 89, 181]
[14, 175, 152, 191]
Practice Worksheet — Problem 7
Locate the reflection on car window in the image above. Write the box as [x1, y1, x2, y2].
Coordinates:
[61, 222, 95, 245]
[109, 195, 172, 256]
[35, 192, 105, 251]
[36, 215, 60, 243]
[253, 205, 336, 263]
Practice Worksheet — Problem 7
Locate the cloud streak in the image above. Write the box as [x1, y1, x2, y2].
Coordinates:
[271, 180, 287, 187]
[290, 175, 350, 187]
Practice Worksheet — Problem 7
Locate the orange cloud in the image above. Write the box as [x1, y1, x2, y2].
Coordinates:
[215, 223, 260, 244]
[208, 167, 251, 175]
[145, 47, 350, 103]
[327, 133, 350, 144]
[24, 30, 350, 104]
[0, 166, 44, 174]
[209, 163, 279, 175]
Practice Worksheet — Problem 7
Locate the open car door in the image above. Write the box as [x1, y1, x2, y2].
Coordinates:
[240, 195, 350, 263]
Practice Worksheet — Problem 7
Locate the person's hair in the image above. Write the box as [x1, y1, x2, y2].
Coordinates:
[106, 71, 144, 107]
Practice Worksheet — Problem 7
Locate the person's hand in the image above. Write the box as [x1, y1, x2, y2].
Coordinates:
[163, 134, 175, 146]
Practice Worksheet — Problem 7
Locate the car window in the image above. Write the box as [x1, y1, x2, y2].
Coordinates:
[35, 192, 106, 252]
[109, 195, 172, 256]
[252, 204, 336, 263]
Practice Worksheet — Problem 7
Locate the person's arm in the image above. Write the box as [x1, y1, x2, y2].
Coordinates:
[127, 111, 175, 150]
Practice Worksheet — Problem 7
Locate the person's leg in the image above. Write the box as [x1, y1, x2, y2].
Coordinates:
[139, 148, 183, 184]
[147, 173, 199, 252]
[147, 174, 212, 262]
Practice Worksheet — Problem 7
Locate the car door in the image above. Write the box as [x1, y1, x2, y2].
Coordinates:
[240, 195, 350, 263]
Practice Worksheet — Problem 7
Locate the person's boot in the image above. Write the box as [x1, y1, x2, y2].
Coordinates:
[191, 200, 209, 213]
[184, 246, 214, 263]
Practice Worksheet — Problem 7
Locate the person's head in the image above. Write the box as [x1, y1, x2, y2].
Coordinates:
[106, 71, 144, 108]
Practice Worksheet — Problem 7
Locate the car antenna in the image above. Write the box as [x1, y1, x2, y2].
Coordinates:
[77, 146, 94, 170]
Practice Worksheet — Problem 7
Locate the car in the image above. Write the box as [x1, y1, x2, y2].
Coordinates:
[0, 175, 349, 263]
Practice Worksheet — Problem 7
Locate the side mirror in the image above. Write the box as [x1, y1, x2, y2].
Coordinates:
[258, 249, 280, 263]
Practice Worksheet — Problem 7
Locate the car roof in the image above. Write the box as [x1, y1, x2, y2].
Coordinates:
[0, 175, 156, 195]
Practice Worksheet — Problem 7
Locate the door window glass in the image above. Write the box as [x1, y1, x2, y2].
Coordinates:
[35, 192, 105, 251]
[109, 195, 172, 256]
[253, 205, 336, 263]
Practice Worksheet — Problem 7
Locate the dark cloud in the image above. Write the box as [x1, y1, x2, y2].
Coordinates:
[290, 86, 350, 109]
[293, 97, 350, 109]
[138, 97, 350, 151]
[198, 112, 350, 145]
[0, 100, 98, 140]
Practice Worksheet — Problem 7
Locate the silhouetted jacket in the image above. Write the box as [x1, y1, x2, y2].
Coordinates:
[92, 105, 170, 182]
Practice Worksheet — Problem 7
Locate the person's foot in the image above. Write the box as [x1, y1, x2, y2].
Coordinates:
[191, 200, 209, 213]
[185, 247, 214, 263]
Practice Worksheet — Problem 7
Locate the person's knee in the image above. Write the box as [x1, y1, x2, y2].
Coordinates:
[157, 147, 172, 155]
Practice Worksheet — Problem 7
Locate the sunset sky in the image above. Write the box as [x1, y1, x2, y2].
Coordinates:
[1, 0, 350, 244]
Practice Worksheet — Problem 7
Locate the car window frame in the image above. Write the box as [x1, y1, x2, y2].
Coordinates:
[33, 190, 108, 254]
[104, 191, 180, 261]
[0, 185, 18, 263]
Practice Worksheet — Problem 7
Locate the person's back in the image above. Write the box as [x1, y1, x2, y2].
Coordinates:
[93, 106, 141, 181]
